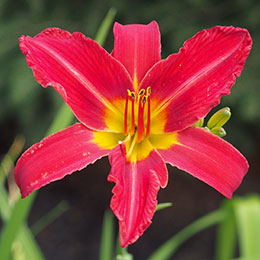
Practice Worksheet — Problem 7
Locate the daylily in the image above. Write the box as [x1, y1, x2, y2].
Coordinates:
[15, 21, 252, 247]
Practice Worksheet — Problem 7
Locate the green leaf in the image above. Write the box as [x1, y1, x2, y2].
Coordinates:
[99, 210, 114, 260]
[0, 192, 36, 260]
[16, 226, 45, 260]
[231, 258, 258, 260]
[233, 195, 260, 258]
[0, 184, 44, 260]
[0, 140, 44, 260]
[215, 200, 237, 260]
[0, 183, 11, 220]
[216, 195, 260, 260]
[148, 209, 227, 260]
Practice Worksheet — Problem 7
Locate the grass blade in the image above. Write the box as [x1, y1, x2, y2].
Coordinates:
[0, 182, 11, 220]
[215, 200, 236, 260]
[0, 192, 36, 260]
[95, 8, 117, 46]
[31, 201, 69, 235]
[0, 136, 25, 183]
[99, 210, 114, 260]
[16, 226, 45, 260]
[148, 209, 227, 260]
[156, 202, 172, 212]
[0, 182, 44, 260]
[233, 195, 260, 258]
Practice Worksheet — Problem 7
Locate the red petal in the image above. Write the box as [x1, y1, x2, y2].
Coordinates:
[15, 123, 109, 198]
[141, 26, 252, 132]
[19, 28, 133, 131]
[158, 127, 249, 199]
[108, 143, 168, 247]
[113, 21, 161, 87]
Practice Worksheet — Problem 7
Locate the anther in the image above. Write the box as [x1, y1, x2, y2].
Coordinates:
[147, 86, 151, 96]
[139, 89, 145, 96]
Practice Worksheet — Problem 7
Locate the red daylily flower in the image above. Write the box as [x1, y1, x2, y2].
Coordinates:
[15, 21, 252, 247]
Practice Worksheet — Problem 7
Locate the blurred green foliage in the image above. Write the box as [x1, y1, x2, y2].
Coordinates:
[0, 0, 259, 154]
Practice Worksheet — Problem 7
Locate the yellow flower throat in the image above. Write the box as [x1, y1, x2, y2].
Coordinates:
[93, 86, 179, 163]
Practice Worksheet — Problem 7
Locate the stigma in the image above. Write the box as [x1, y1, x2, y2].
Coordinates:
[124, 87, 151, 143]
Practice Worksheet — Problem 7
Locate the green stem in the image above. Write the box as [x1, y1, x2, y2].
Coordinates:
[115, 234, 133, 260]
[99, 210, 114, 260]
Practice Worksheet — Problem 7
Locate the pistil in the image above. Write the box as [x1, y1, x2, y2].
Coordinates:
[130, 92, 135, 135]
[146, 87, 151, 138]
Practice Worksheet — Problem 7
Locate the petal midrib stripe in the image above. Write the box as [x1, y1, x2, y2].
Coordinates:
[153, 34, 245, 117]
[177, 141, 241, 183]
[33, 39, 118, 113]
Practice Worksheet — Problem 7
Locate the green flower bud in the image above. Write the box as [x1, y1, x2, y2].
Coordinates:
[210, 127, 226, 137]
[193, 118, 204, 127]
[207, 107, 231, 129]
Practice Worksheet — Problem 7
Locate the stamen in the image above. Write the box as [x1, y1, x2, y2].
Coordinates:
[124, 87, 151, 141]
[124, 90, 135, 136]
[130, 92, 135, 136]
[137, 94, 146, 142]
[146, 87, 151, 138]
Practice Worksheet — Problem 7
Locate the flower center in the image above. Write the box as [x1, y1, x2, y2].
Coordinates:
[124, 87, 151, 143]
